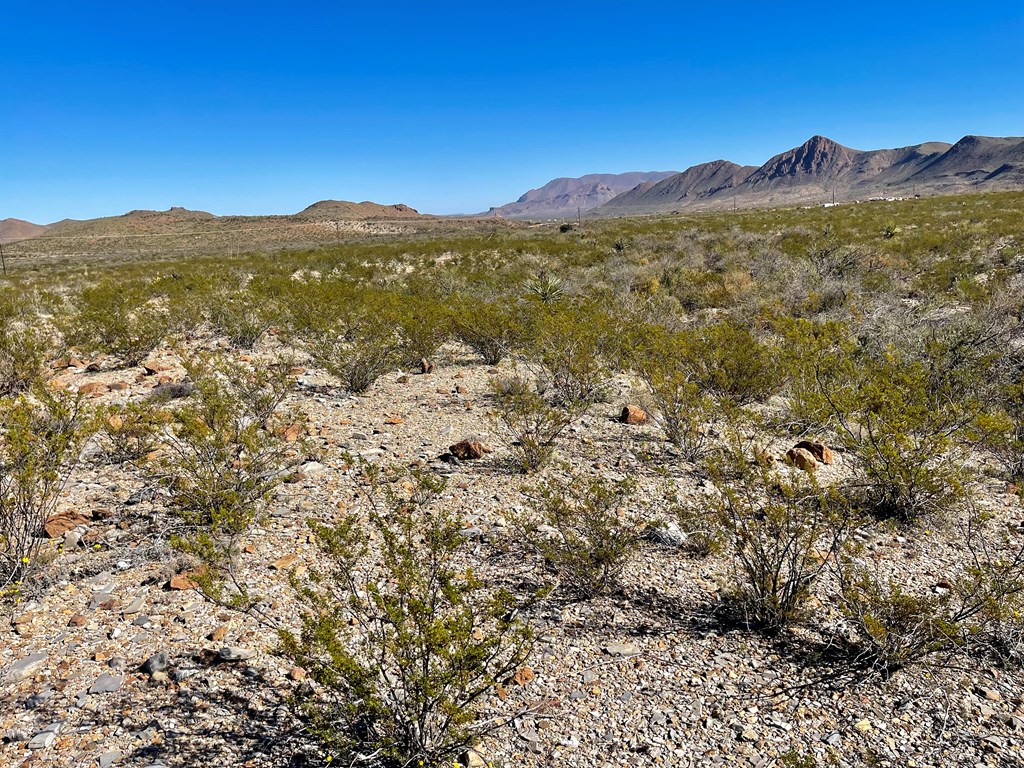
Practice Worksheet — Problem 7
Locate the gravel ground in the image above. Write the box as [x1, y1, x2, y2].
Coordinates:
[3, 341, 1024, 768]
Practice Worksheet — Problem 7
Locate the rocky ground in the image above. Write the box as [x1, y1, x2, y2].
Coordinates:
[3, 341, 1024, 768]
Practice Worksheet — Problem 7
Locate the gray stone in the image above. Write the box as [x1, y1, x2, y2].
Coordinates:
[141, 652, 168, 675]
[4, 652, 48, 682]
[603, 642, 641, 656]
[643, 521, 687, 548]
[98, 751, 121, 768]
[89, 672, 125, 694]
[27, 722, 63, 750]
[122, 595, 146, 615]
[218, 646, 254, 662]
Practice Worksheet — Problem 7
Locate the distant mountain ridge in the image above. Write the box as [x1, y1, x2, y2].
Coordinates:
[594, 134, 1024, 216]
[485, 171, 678, 219]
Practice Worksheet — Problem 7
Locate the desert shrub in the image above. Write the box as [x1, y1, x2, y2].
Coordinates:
[183, 352, 296, 424]
[208, 292, 273, 350]
[626, 325, 715, 460]
[525, 271, 567, 304]
[708, 442, 850, 630]
[529, 300, 619, 407]
[488, 375, 582, 472]
[452, 296, 527, 365]
[522, 472, 637, 597]
[838, 506, 1024, 673]
[0, 390, 91, 599]
[60, 280, 172, 367]
[280, 470, 531, 767]
[0, 324, 49, 396]
[687, 319, 781, 406]
[795, 326, 983, 521]
[294, 286, 404, 393]
[394, 294, 454, 367]
[155, 357, 299, 601]
[98, 400, 165, 464]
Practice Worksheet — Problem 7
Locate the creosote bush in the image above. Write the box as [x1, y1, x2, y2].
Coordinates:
[522, 471, 638, 597]
[156, 355, 299, 602]
[1, 389, 91, 599]
[488, 375, 583, 472]
[280, 469, 531, 767]
[0, 324, 49, 396]
[708, 442, 850, 630]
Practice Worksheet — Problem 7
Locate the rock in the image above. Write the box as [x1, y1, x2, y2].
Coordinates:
[89, 672, 125, 694]
[68, 613, 88, 627]
[288, 667, 307, 681]
[140, 652, 168, 676]
[449, 440, 486, 460]
[282, 423, 304, 442]
[976, 686, 1002, 702]
[603, 642, 641, 656]
[272, 553, 298, 570]
[5, 728, 31, 743]
[458, 749, 487, 767]
[4, 652, 48, 682]
[168, 572, 197, 590]
[397, 375, 410, 384]
[98, 751, 121, 768]
[785, 446, 817, 472]
[420, 358, 434, 374]
[27, 722, 63, 750]
[619, 405, 648, 425]
[384, 416, 404, 425]
[79, 382, 109, 397]
[512, 666, 535, 685]
[794, 440, 834, 465]
[209, 624, 229, 642]
[854, 718, 872, 733]
[643, 521, 687, 548]
[218, 646, 254, 662]
[43, 511, 90, 538]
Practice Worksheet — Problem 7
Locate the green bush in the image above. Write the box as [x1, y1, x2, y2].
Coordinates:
[60, 280, 172, 367]
[154, 356, 299, 602]
[626, 325, 715, 460]
[0, 390, 91, 600]
[488, 375, 582, 472]
[522, 472, 637, 597]
[452, 296, 528, 366]
[529, 300, 619, 407]
[280, 470, 531, 767]
[0, 324, 49, 396]
[708, 443, 849, 630]
[97, 400, 164, 465]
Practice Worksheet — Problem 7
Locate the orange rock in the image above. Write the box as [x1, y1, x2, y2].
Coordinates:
[794, 440, 834, 465]
[619, 405, 648, 425]
[786, 447, 818, 472]
[449, 440, 486, 460]
[209, 624, 229, 642]
[79, 382, 109, 397]
[385, 416, 404, 425]
[272, 553, 298, 570]
[168, 572, 198, 590]
[512, 666, 535, 686]
[43, 511, 90, 538]
[282, 423, 304, 442]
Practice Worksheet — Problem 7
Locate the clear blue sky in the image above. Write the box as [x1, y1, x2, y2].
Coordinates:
[3, 1, 1022, 222]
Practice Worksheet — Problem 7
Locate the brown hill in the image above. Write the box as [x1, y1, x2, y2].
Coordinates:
[486, 172, 678, 219]
[0, 218, 50, 243]
[595, 134, 1024, 215]
[295, 200, 423, 220]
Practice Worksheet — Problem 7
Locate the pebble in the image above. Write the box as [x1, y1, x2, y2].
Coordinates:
[89, 673, 125, 694]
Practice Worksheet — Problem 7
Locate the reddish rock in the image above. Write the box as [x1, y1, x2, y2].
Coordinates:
[282, 424, 304, 443]
[794, 440, 834, 465]
[168, 573, 198, 590]
[786, 447, 818, 472]
[43, 512, 90, 538]
[384, 416, 404, 425]
[450, 440, 487, 460]
[78, 382, 109, 397]
[107, 382, 128, 392]
[68, 614, 88, 627]
[619, 405, 648, 425]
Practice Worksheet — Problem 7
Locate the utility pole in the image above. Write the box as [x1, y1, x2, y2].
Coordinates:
[577, 206, 581, 227]
[0, 239, 6, 276]
[334, 221, 340, 247]
[832, 188, 835, 206]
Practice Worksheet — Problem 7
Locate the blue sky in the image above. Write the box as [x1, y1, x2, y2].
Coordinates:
[2, 1, 1022, 222]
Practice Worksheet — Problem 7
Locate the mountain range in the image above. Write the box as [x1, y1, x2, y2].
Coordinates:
[483, 172, 678, 219]
[489, 134, 1024, 219]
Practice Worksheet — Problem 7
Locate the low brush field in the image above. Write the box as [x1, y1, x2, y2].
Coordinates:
[3, 192, 1024, 768]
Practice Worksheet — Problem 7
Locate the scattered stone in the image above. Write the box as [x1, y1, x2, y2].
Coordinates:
[43, 511, 90, 538]
[785, 446, 818, 472]
[512, 666, 536, 685]
[209, 624, 229, 642]
[644, 520, 687, 548]
[89, 672, 125, 694]
[288, 667, 307, 681]
[27, 722, 63, 750]
[218, 646, 254, 662]
[79, 382, 109, 396]
[272, 553, 298, 570]
[619, 404, 648, 425]
[449, 440, 487, 460]
[794, 440, 834, 465]
[420, 358, 434, 374]
[854, 718, 872, 733]
[68, 613, 88, 627]
[140, 652, 168, 676]
[4, 652, 48, 682]
[603, 642, 641, 656]
[98, 751, 121, 768]
[977, 686, 1002, 702]
[168, 572, 198, 590]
